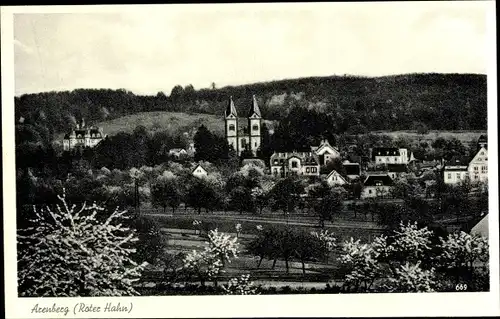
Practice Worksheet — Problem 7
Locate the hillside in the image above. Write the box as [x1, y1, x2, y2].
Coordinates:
[15, 73, 487, 144]
[55, 112, 275, 141]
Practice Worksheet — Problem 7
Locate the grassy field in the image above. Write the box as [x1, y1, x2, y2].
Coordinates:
[57, 111, 485, 143]
[56, 111, 276, 140]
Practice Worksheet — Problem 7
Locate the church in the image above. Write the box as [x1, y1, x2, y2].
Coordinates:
[224, 95, 262, 156]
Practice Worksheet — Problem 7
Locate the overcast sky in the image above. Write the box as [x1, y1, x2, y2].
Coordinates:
[13, 2, 490, 96]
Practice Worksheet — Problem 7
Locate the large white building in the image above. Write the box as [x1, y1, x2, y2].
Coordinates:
[270, 151, 320, 177]
[372, 147, 409, 164]
[63, 119, 105, 151]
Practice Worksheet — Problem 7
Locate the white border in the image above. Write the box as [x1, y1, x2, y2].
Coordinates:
[2, 3, 499, 318]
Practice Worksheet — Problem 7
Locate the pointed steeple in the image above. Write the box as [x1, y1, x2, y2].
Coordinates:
[225, 96, 238, 118]
[248, 95, 261, 118]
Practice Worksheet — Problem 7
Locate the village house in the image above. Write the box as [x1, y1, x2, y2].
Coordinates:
[443, 156, 469, 185]
[169, 148, 188, 159]
[63, 119, 105, 151]
[326, 169, 348, 186]
[191, 164, 208, 179]
[361, 174, 394, 199]
[310, 139, 340, 165]
[371, 147, 409, 165]
[387, 164, 408, 180]
[270, 151, 320, 177]
[468, 146, 488, 183]
[343, 161, 361, 180]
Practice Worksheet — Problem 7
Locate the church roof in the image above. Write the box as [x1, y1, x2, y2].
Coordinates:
[247, 95, 261, 118]
[225, 96, 238, 118]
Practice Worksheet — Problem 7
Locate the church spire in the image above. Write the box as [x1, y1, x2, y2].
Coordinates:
[225, 96, 238, 118]
[247, 95, 261, 118]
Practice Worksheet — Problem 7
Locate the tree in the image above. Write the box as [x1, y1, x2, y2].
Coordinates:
[222, 274, 259, 295]
[437, 231, 489, 291]
[311, 229, 337, 264]
[183, 229, 239, 287]
[294, 231, 323, 275]
[132, 216, 167, 265]
[17, 192, 147, 297]
[339, 222, 438, 293]
[269, 176, 305, 217]
[151, 177, 181, 213]
[186, 178, 220, 214]
[314, 191, 343, 228]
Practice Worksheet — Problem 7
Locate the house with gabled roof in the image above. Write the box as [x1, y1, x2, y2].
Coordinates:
[191, 164, 208, 179]
[270, 151, 320, 177]
[443, 156, 469, 185]
[468, 146, 488, 183]
[311, 139, 340, 165]
[387, 163, 408, 180]
[326, 169, 348, 186]
[361, 174, 394, 199]
[63, 118, 105, 151]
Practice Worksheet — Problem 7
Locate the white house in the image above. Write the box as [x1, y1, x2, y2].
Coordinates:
[468, 147, 488, 183]
[372, 148, 409, 164]
[63, 119, 105, 151]
[192, 164, 208, 179]
[169, 148, 188, 158]
[361, 174, 394, 199]
[443, 157, 469, 185]
[326, 170, 348, 186]
[311, 139, 340, 165]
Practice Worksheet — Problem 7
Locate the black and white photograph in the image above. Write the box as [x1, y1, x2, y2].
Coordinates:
[2, 1, 499, 318]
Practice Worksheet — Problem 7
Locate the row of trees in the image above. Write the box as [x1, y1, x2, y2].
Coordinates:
[17, 190, 489, 296]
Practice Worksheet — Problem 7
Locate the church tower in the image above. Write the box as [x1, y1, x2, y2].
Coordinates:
[225, 96, 238, 154]
[248, 95, 262, 156]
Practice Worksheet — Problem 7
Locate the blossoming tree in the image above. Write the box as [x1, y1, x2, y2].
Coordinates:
[17, 192, 148, 297]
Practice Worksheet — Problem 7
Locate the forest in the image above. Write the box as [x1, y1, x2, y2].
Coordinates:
[15, 73, 487, 146]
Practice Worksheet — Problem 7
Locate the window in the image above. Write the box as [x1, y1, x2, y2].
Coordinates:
[474, 175, 479, 180]
[306, 167, 310, 173]
[447, 173, 452, 179]
[229, 124, 235, 131]
[254, 142, 257, 147]
[378, 158, 382, 162]
[474, 166, 478, 171]
[368, 190, 372, 194]
[456, 173, 461, 179]
[273, 160, 278, 165]
[312, 167, 317, 173]
[252, 124, 259, 131]
[481, 166, 487, 172]
[291, 161, 298, 168]
[481, 152, 484, 155]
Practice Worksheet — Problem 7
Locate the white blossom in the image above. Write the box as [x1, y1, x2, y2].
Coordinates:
[17, 191, 147, 297]
[222, 274, 259, 295]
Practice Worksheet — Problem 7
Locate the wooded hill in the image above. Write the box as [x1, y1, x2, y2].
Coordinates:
[15, 73, 487, 144]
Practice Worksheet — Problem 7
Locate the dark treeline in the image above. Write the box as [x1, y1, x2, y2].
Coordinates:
[15, 73, 487, 144]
